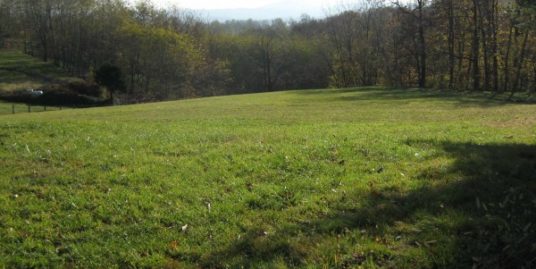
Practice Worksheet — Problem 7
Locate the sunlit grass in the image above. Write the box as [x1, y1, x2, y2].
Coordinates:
[0, 88, 535, 268]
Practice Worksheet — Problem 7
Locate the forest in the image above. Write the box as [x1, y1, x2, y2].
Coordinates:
[0, 0, 535, 102]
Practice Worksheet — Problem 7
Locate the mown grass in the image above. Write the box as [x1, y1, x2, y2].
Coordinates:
[0, 87, 535, 268]
[0, 50, 81, 92]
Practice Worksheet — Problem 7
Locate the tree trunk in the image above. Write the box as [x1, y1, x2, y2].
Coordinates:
[503, 22, 514, 92]
[457, 31, 466, 90]
[417, 0, 427, 88]
[42, 40, 48, 62]
[481, 28, 490, 91]
[479, 1, 490, 91]
[532, 62, 536, 95]
[448, 0, 455, 90]
[471, 0, 480, 91]
[491, 0, 499, 92]
[512, 30, 530, 94]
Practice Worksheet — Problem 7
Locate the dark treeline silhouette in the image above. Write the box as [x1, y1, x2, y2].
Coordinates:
[0, 0, 535, 103]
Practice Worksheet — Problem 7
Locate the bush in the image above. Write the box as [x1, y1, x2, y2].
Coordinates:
[67, 81, 102, 97]
[36, 89, 98, 106]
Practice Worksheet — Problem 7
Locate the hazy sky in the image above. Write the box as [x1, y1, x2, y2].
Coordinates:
[137, 0, 405, 20]
[153, 0, 339, 10]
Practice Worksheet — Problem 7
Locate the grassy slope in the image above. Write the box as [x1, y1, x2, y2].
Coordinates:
[0, 50, 77, 115]
[0, 50, 80, 92]
[0, 88, 535, 268]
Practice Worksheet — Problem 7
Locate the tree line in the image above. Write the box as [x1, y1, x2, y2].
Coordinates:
[0, 0, 535, 102]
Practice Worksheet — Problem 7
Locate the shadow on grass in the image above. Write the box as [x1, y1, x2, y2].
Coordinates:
[197, 141, 536, 268]
[296, 87, 536, 107]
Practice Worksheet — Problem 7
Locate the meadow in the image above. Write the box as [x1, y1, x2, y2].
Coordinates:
[0, 50, 81, 93]
[0, 87, 535, 268]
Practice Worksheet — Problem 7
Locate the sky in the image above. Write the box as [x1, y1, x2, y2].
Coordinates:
[156, 0, 338, 10]
[145, 0, 351, 20]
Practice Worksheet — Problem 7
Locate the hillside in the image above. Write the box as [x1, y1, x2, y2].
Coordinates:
[0, 50, 81, 93]
[0, 88, 535, 268]
[0, 50, 65, 115]
[0, 50, 103, 113]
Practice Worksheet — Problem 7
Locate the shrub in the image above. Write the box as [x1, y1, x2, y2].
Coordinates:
[67, 81, 102, 97]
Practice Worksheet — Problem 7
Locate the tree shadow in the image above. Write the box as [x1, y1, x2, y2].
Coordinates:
[295, 88, 536, 107]
[197, 141, 536, 268]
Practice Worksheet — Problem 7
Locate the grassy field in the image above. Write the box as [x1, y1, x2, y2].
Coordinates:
[0, 88, 535, 268]
[0, 50, 82, 93]
[0, 50, 79, 115]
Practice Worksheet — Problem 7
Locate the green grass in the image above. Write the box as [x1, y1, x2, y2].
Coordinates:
[0, 50, 82, 92]
[0, 88, 535, 268]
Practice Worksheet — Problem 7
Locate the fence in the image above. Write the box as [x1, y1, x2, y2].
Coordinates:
[0, 102, 63, 115]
